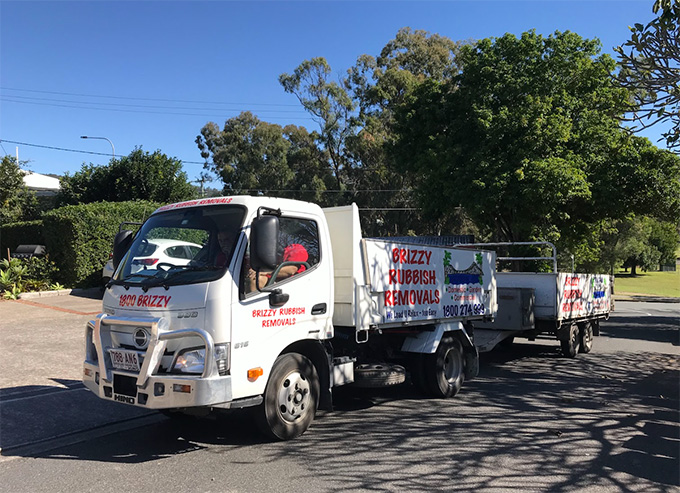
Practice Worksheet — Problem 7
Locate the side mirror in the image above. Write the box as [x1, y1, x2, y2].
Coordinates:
[112, 230, 134, 270]
[250, 215, 279, 270]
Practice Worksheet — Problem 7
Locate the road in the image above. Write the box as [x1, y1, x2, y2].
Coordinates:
[0, 295, 677, 492]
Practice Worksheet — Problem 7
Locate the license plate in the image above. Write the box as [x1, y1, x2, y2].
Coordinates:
[109, 349, 141, 372]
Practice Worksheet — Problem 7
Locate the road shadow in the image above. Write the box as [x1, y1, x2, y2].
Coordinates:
[604, 314, 680, 345]
[6, 349, 678, 490]
[0, 379, 151, 452]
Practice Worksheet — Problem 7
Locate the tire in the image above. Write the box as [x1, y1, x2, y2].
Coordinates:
[424, 336, 464, 398]
[579, 322, 594, 354]
[560, 323, 580, 358]
[353, 363, 406, 388]
[254, 353, 319, 441]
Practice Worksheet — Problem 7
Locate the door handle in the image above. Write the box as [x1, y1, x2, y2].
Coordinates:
[311, 303, 327, 315]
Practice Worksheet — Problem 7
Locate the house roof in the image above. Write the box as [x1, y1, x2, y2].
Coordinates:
[22, 171, 60, 191]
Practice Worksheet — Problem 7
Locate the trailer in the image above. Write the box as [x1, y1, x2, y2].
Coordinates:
[471, 242, 613, 356]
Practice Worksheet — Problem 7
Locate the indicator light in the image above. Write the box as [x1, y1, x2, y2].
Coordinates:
[248, 367, 264, 382]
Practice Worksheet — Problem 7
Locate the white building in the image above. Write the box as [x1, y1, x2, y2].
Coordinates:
[22, 171, 60, 196]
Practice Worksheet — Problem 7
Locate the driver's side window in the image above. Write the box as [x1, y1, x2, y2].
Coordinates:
[241, 216, 320, 295]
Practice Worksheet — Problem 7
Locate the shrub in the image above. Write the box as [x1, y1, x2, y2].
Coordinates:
[0, 220, 45, 258]
[42, 201, 161, 287]
[0, 256, 59, 298]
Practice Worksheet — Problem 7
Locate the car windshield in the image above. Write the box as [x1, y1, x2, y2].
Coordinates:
[112, 204, 246, 287]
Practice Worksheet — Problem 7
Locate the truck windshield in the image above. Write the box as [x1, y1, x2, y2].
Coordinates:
[112, 204, 246, 287]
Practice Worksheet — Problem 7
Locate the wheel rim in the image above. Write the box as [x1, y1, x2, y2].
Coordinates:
[443, 347, 462, 383]
[276, 370, 311, 424]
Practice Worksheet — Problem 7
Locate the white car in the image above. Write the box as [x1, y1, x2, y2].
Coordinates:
[102, 239, 202, 284]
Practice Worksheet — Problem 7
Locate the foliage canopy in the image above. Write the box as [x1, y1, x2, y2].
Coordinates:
[57, 148, 195, 206]
[391, 30, 679, 267]
[0, 156, 40, 225]
[615, 0, 680, 149]
[196, 27, 679, 271]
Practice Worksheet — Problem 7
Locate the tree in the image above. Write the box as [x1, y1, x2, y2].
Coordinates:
[589, 135, 680, 224]
[593, 215, 679, 274]
[196, 112, 337, 204]
[391, 30, 676, 260]
[57, 148, 195, 205]
[346, 28, 468, 236]
[0, 155, 39, 225]
[616, 215, 679, 274]
[280, 58, 356, 192]
[283, 124, 338, 205]
[279, 28, 468, 236]
[615, 0, 680, 149]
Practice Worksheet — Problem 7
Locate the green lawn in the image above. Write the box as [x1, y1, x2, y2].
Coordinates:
[614, 269, 680, 298]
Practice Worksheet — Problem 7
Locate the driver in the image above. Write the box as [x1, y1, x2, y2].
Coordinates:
[247, 242, 308, 291]
[215, 230, 236, 268]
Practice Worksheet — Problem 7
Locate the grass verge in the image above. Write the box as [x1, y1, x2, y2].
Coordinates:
[614, 269, 680, 298]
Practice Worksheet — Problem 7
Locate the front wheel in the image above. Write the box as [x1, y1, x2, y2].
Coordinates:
[254, 353, 319, 441]
[424, 336, 464, 398]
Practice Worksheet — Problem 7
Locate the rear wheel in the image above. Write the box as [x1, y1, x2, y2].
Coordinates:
[424, 336, 464, 398]
[579, 322, 594, 353]
[560, 324, 580, 358]
[255, 353, 319, 441]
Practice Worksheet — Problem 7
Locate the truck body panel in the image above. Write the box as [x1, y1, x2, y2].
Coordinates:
[324, 204, 497, 331]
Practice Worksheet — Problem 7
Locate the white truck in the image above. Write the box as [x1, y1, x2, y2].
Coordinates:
[83, 196, 498, 440]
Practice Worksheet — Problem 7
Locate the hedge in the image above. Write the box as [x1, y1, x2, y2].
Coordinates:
[42, 201, 161, 287]
[0, 220, 45, 259]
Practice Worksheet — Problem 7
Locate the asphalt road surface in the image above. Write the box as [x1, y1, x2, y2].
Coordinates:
[0, 296, 677, 492]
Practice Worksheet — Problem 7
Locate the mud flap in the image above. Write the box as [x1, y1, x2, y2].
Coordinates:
[463, 345, 479, 380]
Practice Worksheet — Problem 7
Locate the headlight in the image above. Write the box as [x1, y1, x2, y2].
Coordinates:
[173, 348, 205, 374]
[172, 343, 230, 376]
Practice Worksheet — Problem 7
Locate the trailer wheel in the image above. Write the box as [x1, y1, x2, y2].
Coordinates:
[560, 324, 580, 358]
[255, 353, 319, 441]
[425, 336, 464, 398]
[578, 322, 594, 353]
[353, 364, 406, 388]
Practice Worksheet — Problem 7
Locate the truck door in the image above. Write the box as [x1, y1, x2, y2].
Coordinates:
[229, 214, 329, 399]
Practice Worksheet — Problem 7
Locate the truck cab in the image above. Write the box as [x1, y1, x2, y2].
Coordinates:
[84, 196, 335, 438]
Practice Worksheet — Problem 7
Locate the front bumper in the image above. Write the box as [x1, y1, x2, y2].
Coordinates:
[83, 314, 232, 409]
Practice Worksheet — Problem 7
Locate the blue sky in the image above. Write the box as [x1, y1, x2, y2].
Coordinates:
[0, 0, 662, 184]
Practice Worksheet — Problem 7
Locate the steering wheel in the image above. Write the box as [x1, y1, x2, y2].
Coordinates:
[265, 261, 311, 287]
[156, 262, 176, 272]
